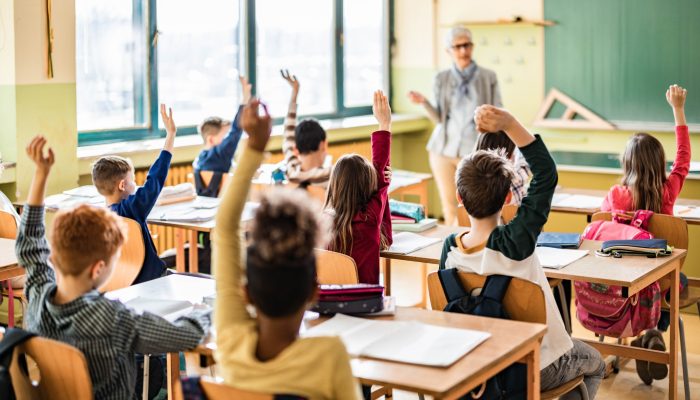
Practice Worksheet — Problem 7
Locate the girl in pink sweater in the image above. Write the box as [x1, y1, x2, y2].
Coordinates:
[602, 84, 690, 214]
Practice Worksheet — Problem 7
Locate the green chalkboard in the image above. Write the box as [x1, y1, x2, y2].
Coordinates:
[545, 0, 700, 127]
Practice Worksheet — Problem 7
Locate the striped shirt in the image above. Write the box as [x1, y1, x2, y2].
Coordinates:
[17, 205, 211, 400]
[282, 103, 331, 187]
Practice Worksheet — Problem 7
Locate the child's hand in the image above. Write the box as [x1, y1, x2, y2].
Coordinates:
[474, 105, 515, 133]
[240, 76, 253, 105]
[281, 69, 300, 95]
[666, 84, 687, 109]
[241, 98, 272, 152]
[384, 166, 392, 183]
[160, 104, 177, 137]
[26, 136, 55, 175]
[407, 91, 426, 105]
[373, 90, 392, 132]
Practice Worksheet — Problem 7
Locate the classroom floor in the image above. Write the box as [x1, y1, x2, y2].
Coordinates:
[387, 260, 700, 400]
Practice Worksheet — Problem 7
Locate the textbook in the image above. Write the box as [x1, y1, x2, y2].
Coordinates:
[536, 232, 582, 249]
[535, 247, 589, 269]
[304, 314, 490, 367]
[384, 232, 441, 254]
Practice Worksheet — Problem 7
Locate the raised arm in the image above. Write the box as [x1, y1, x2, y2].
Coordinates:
[666, 85, 691, 198]
[475, 106, 556, 260]
[214, 99, 272, 331]
[281, 70, 301, 164]
[118, 307, 210, 354]
[17, 136, 57, 301]
[408, 84, 440, 124]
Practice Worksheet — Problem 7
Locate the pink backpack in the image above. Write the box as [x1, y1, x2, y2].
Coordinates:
[575, 210, 661, 337]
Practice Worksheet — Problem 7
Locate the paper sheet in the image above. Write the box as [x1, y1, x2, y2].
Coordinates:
[535, 247, 589, 269]
[552, 193, 604, 210]
[674, 205, 700, 220]
[384, 232, 441, 255]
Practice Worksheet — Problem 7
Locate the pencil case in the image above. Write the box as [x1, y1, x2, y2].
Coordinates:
[597, 239, 672, 258]
[313, 284, 384, 315]
[389, 199, 425, 222]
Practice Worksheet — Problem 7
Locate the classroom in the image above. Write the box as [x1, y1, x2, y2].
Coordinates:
[1, 0, 699, 399]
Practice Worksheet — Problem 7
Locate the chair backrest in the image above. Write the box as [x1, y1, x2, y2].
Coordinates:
[427, 271, 546, 324]
[306, 185, 327, 204]
[315, 248, 359, 284]
[200, 377, 273, 400]
[590, 211, 688, 250]
[0, 210, 18, 239]
[10, 336, 93, 400]
[456, 204, 519, 227]
[189, 171, 232, 198]
[99, 217, 145, 292]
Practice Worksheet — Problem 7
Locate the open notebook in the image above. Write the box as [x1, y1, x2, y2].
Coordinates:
[304, 314, 490, 367]
[535, 247, 589, 269]
[384, 232, 441, 255]
[552, 193, 604, 210]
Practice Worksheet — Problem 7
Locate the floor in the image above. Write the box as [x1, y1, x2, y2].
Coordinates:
[387, 260, 700, 399]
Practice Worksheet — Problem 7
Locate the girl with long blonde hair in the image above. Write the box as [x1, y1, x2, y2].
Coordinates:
[325, 91, 393, 284]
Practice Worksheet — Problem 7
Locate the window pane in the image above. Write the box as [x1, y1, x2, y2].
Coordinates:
[76, 0, 148, 131]
[344, 0, 385, 107]
[256, 0, 334, 117]
[157, 0, 242, 126]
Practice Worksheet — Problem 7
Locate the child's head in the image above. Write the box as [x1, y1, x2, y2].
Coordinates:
[50, 205, 126, 287]
[456, 150, 514, 219]
[246, 189, 322, 318]
[475, 131, 516, 161]
[295, 119, 328, 162]
[92, 156, 136, 199]
[621, 133, 666, 213]
[324, 154, 377, 254]
[199, 117, 231, 147]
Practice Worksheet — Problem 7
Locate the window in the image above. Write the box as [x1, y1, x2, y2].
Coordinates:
[76, 0, 390, 146]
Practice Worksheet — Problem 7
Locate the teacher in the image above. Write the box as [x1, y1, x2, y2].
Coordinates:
[408, 26, 502, 225]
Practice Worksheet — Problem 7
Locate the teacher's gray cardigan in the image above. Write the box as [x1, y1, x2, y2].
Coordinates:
[423, 66, 502, 158]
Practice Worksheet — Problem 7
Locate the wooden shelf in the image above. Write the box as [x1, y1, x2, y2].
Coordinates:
[446, 19, 556, 28]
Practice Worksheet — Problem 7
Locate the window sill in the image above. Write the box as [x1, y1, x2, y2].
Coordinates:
[77, 113, 431, 175]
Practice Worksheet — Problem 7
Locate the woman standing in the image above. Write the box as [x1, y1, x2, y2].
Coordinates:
[409, 26, 502, 225]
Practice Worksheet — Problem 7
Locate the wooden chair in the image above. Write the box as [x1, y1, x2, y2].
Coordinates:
[99, 217, 145, 293]
[0, 209, 18, 239]
[315, 249, 359, 284]
[591, 211, 692, 399]
[427, 271, 588, 399]
[0, 210, 22, 327]
[10, 336, 93, 400]
[456, 204, 518, 227]
[199, 377, 273, 399]
[306, 185, 327, 205]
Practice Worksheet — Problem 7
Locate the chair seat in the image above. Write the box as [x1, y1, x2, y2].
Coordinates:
[662, 285, 700, 310]
[541, 375, 585, 400]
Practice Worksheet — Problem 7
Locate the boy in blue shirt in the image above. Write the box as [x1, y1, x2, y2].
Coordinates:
[192, 77, 252, 196]
[92, 104, 178, 283]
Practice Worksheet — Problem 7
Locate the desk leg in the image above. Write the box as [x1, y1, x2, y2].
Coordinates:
[420, 263, 427, 308]
[188, 230, 199, 273]
[384, 258, 392, 296]
[668, 262, 680, 400]
[175, 229, 186, 273]
[526, 341, 540, 400]
[6, 281, 14, 328]
[167, 352, 182, 400]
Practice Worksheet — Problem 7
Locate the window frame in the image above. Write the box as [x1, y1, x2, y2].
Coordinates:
[77, 0, 394, 147]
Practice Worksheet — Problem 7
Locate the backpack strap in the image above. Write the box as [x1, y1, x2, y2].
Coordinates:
[438, 233, 459, 271]
[437, 268, 468, 303]
[194, 170, 224, 197]
[0, 328, 36, 398]
[480, 275, 512, 303]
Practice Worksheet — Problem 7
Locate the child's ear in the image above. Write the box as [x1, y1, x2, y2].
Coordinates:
[504, 191, 513, 206]
[320, 140, 328, 152]
[293, 148, 300, 157]
[118, 179, 126, 192]
[90, 259, 107, 281]
[455, 190, 464, 205]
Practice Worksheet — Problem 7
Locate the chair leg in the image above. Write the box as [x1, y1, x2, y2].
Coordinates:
[579, 380, 590, 400]
[557, 282, 572, 334]
[679, 317, 690, 400]
[142, 354, 150, 400]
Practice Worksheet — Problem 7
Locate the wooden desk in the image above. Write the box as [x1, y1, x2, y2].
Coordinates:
[381, 227, 686, 400]
[188, 307, 546, 400]
[0, 238, 24, 328]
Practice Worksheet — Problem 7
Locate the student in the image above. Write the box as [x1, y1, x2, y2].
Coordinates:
[441, 105, 605, 398]
[601, 84, 690, 383]
[193, 76, 252, 196]
[281, 70, 332, 187]
[91, 104, 177, 284]
[475, 131, 531, 205]
[325, 91, 393, 284]
[17, 136, 210, 400]
[213, 99, 362, 399]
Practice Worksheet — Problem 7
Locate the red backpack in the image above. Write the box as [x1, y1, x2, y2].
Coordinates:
[575, 210, 661, 337]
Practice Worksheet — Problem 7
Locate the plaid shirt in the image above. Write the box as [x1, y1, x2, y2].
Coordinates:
[17, 205, 210, 400]
[282, 103, 331, 187]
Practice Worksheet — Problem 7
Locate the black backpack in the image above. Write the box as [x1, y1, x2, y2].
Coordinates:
[0, 328, 36, 400]
[194, 169, 224, 197]
[438, 268, 527, 400]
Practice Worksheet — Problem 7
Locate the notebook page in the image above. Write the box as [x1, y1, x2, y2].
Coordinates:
[303, 314, 406, 356]
[384, 232, 441, 255]
[552, 194, 604, 209]
[535, 247, 589, 269]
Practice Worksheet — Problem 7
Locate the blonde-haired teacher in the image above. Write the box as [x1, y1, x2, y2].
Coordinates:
[408, 26, 502, 225]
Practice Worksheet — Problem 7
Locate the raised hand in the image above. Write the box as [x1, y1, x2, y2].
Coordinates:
[407, 91, 426, 105]
[160, 103, 177, 152]
[384, 166, 392, 183]
[280, 69, 300, 94]
[666, 84, 687, 109]
[240, 76, 253, 105]
[474, 105, 516, 134]
[26, 136, 55, 175]
[241, 98, 272, 152]
[373, 90, 392, 132]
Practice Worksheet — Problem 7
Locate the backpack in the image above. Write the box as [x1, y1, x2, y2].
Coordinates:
[438, 268, 526, 400]
[193, 169, 224, 197]
[575, 209, 661, 337]
[0, 328, 36, 400]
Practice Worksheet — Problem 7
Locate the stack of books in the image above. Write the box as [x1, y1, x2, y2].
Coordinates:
[390, 199, 437, 232]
